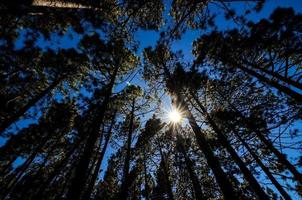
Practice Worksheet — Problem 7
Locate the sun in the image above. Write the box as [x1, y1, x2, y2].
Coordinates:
[168, 109, 182, 123]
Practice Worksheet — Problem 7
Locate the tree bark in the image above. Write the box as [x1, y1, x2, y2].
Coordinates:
[0, 75, 65, 134]
[190, 91, 270, 200]
[1, 128, 55, 200]
[143, 149, 150, 200]
[176, 134, 203, 200]
[66, 66, 118, 200]
[232, 127, 292, 200]
[163, 64, 237, 199]
[216, 90, 302, 185]
[158, 143, 175, 200]
[81, 112, 116, 200]
[246, 60, 302, 91]
[32, 136, 83, 200]
[119, 98, 136, 200]
[236, 64, 302, 102]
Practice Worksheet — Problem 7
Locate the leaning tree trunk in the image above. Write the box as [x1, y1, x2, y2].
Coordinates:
[0, 75, 65, 134]
[66, 66, 119, 200]
[143, 149, 150, 200]
[215, 89, 302, 185]
[118, 98, 136, 200]
[245, 60, 302, 91]
[0, 127, 58, 200]
[158, 142, 175, 200]
[231, 127, 292, 200]
[176, 134, 203, 200]
[81, 112, 117, 200]
[0, 0, 105, 15]
[235, 63, 302, 102]
[163, 64, 237, 199]
[190, 91, 270, 200]
[178, 100, 238, 199]
[32, 136, 84, 200]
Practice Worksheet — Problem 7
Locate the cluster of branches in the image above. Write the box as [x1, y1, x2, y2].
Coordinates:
[0, 0, 301, 200]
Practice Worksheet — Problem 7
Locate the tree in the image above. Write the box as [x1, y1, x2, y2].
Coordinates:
[143, 44, 238, 199]
[193, 8, 302, 102]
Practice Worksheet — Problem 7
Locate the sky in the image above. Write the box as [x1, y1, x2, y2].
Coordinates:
[1, 0, 302, 198]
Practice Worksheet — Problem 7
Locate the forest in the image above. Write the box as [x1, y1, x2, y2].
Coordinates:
[0, 0, 301, 199]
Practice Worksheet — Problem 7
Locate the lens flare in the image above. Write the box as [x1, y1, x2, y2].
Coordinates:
[168, 109, 182, 123]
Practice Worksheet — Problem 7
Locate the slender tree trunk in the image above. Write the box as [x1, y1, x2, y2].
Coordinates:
[176, 134, 203, 200]
[84, 124, 105, 193]
[28, 133, 64, 184]
[163, 64, 237, 199]
[143, 149, 150, 200]
[0, 1, 102, 15]
[246, 60, 302, 90]
[32, 137, 84, 200]
[66, 66, 119, 200]
[190, 91, 270, 200]
[216, 90, 302, 184]
[232, 127, 292, 200]
[1, 130, 52, 200]
[158, 143, 175, 200]
[176, 99, 237, 199]
[0, 156, 17, 178]
[81, 112, 116, 200]
[119, 98, 136, 200]
[236, 64, 302, 101]
[0, 75, 65, 134]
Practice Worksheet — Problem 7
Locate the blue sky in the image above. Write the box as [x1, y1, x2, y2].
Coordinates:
[2, 0, 302, 198]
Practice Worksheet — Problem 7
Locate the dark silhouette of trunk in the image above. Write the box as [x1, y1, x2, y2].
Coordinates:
[163, 65, 237, 199]
[66, 66, 119, 200]
[231, 127, 292, 200]
[176, 134, 203, 200]
[28, 134, 65, 186]
[254, 131, 302, 185]
[190, 91, 270, 200]
[84, 124, 105, 194]
[158, 142, 175, 200]
[246, 60, 302, 91]
[82, 112, 116, 200]
[119, 98, 136, 200]
[236, 64, 302, 102]
[0, 157, 17, 178]
[32, 137, 84, 200]
[1, 129, 55, 200]
[118, 115, 161, 200]
[143, 149, 150, 200]
[54, 161, 77, 200]
[0, 75, 65, 134]
[215, 89, 302, 185]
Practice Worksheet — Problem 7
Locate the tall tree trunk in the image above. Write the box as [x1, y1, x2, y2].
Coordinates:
[236, 64, 302, 102]
[215, 89, 302, 185]
[143, 149, 150, 200]
[119, 98, 136, 200]
[0, 0, 104, 15]
[163, 64, 237, 199]
[66, 66, 119, 200]
[190, 91, 270, 200]
[82, 112, 116, 200]
[176, 134, 203, 200]
[245, 60, 302, 90]
[32, 137, 84, 200]
[232, 127, 292, 200]
[0, 75, 65, 134]
[177, 100, 237, 199]
[158, 142, 175, 200]
[1, 129, 54, 200]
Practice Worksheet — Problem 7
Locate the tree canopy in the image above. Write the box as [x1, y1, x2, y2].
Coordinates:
[0, 1, 301, 200]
